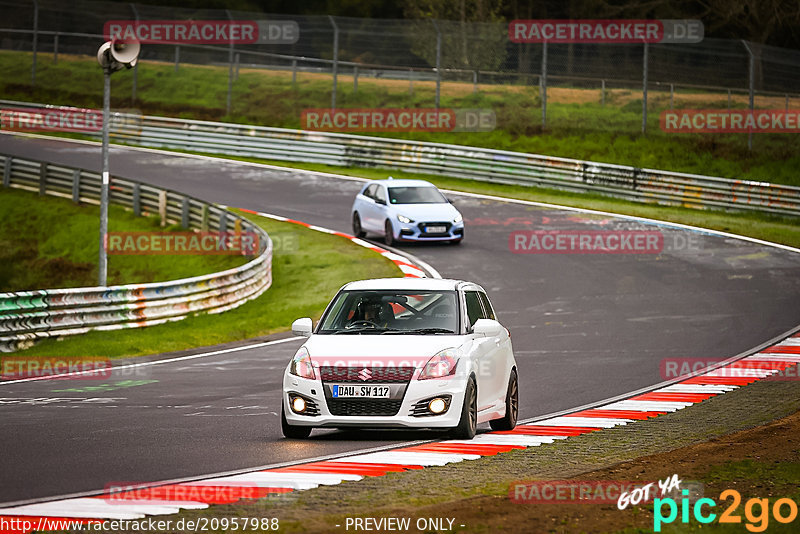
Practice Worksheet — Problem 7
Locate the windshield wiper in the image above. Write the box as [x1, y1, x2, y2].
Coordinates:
[384, 328, 456, 335]
[332, 327, 389, 335]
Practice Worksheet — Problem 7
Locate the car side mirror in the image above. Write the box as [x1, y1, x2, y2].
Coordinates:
[472, 318, 502, 337]
[292, 317, 313, 337]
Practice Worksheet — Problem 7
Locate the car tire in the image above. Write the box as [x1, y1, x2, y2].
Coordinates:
[489, 369, 518, 431]
[451, 377, 477, 439]
[281, 405, 312, 439]
[384, 220, 395, 247]
[352, 212, 366, 238]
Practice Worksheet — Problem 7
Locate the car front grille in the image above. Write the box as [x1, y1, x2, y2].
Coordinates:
[319, 366, 415, 383]
[326, 398, 403, 416]
[417, 222, 453, 238]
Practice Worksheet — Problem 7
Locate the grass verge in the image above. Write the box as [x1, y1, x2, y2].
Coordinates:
[13, 211, 401, 358]
[0, 187, 246, 291]
[1, 50, 799, 186]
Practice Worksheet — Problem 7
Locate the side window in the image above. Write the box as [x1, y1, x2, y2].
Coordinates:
[363, 184, 377, 200]
[478, 292, 495, 320]
[375, 186, 387, 204]
[464, 291, 485, 329]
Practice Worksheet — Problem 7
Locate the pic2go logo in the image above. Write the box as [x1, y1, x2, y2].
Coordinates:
[653, 489, 798, 532]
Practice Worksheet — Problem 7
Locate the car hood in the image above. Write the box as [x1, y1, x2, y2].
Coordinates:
[390, 202, 460, 222]
[303, 334, 462, 368]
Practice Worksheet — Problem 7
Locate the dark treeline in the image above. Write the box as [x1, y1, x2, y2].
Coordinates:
[106, 0, 800, 48]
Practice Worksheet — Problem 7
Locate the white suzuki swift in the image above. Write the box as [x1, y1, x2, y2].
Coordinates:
[282, 278, 518, 439]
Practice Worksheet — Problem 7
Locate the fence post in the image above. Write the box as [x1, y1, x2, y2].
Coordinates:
[219, 210, 228, 233]
[353, 65, 358, 93]
[38, 162, 47, 196]
[641, 42, 648, 134]
[72, 169, 80, 203]
[174, 45, 179, 73]
[601, 79, 605, 107]
[235, 52, 240, 81]
[129, 3, 139, 102]
[742, 40, 755, 151]
[329, 15, 339, 110]
[433, 20, 441, 109]
[291, 58, 297, 86]
[408, 68, 413, 95]
[670, 83, 674, 110]
[31, 0, 38, 85]
[226, 9, 234, 116]
[727, 89, 731, 111]
[786, 94, 789, 112]
[158, 190, 167, 227]
[53, 32, 58, 65]
[541, 42, 547, 128]
[473, 70, 478, 94]
[3, 156, 11, 188]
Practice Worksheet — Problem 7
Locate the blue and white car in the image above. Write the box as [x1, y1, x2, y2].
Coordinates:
[351, 178, 464, 246]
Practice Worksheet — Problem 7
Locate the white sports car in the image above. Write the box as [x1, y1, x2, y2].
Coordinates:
[281, 278, 518, 439]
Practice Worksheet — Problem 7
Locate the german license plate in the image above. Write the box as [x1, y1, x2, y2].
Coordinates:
[332, 385, 391, 398]
[425, 226, 446, 233]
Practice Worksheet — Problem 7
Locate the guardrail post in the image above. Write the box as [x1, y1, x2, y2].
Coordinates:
[38, 162, 47, 196]
[181, 197, 190, 229]
[132, 182, 141, 216]
[408, 68, 413, 95]
[642, 41, 648, 134]
[670, 83, 674, 110]
[727, 89, 731, 111]
[53, 32, 58, 65]
[158, 190, 167, 227]
[329, 15, 339, 109]
[201, 204, 209, 231]
[71, 169, 80, 203]
[31, 0, 38, 86]
[353, 65, 358, 93]
[473, 70, 478, 94]
[219, 210, 228, 233]
[291, 58, 297, 87]
[2, 156, 10, 188]
[786, 94, 789, 111]
[174, 45, 180, 73]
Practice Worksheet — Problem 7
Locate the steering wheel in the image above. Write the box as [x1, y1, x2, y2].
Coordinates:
[345, 320, 381, 329]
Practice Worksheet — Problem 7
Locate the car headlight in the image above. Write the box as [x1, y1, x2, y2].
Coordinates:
[397, 214, 414, 224]
[453, 213, 463, 224]
[289, 347, 315, 380]
[418, 348, 459, 380]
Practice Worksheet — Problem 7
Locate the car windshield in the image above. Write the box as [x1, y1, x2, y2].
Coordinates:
[317, 290, 459, 334]
[388, 186, 447, 205]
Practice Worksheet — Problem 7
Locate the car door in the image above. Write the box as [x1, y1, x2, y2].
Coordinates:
[463, 290, 498, 412]
[372, 185, 389, 233]
[478, 291, 511, 406]
[358, 184, 380, 232]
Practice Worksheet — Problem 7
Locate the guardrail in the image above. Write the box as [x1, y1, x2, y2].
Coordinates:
[3, 100, 800, 219]
[0, 152, 273, 353]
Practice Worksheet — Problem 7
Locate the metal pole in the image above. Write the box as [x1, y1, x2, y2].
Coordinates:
[99, 71, 111, 287]
[353, 65, 358, 93]
[601, 79, 605, 107]
[541, 42, 547, 128]
[226, 9, 234, 115]
[742, 40, 754, 151]
[174, 45, 179, 73]
[53, 32, 58, 65]
[786, 94, 789, 112]
[727, 89, 731, 111]
[31, 0, 38, 85]
[409, 68, 413, 95]
[130, 3, 139, 102]
[642, 42, 648, 134]
[433, 20, 441, 109]
[291, 58, 297, 86]
[235, 52, 240, 81]
[329, 15, 339, 110]
[670, 83, 674, 110]
[473, 70, 478, 94]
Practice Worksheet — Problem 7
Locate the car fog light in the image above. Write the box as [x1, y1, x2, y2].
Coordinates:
[428, 397, 447, 414]
[292, 396, 307, 413]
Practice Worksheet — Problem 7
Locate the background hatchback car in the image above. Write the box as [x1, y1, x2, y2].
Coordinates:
[351, 178, 464, 245]
[282, 278, 518, 440]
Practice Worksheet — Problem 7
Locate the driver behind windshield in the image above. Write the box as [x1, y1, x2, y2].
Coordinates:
[350, 298, 393, 328]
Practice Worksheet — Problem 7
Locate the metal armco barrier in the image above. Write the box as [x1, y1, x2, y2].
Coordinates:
[0, 152, 273, 353]
[3, 100, 800, 217]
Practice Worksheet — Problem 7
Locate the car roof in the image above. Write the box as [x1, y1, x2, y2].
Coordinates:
[341, 278, 484, 292]
[366, 178, 437, 188]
